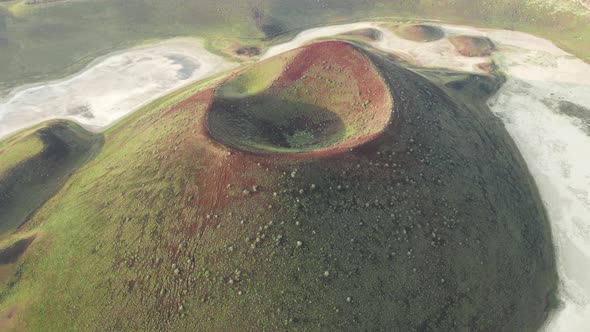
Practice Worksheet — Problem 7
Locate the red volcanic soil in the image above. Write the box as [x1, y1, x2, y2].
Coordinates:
[449, 35, 496, 57]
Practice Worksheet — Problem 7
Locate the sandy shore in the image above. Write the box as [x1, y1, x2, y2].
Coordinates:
[0, 38, 236, 139]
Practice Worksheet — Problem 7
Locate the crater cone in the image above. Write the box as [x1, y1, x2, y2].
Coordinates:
[207, 41, 393, 155]
[449, 35, 496, 57]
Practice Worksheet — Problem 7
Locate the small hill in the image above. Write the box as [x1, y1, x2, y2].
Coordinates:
[0, 121, 102, 237]
[208, 41, 392, 155]
[0, 41, 556, 331]
[394, 24, 445, 42]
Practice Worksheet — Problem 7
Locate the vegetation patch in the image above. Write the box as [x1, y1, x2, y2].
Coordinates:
[216, 54, 290, 98]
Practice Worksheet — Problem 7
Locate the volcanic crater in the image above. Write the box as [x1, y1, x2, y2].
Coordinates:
[206, 41, 393, 155]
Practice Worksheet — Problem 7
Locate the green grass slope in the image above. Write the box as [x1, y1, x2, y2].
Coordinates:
[215, 54, 289, 98]
[0, 41, 556, 331]
[0, 121, 102, 237]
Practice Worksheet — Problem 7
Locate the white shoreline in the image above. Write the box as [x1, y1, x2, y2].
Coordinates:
[0, 38, 237, 140]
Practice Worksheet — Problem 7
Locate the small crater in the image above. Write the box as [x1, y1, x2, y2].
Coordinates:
[394, 24, 445, 42]
[235, 46, 261, 57]
[340, 28, 382, 41]
[449, 35, 495, 57]
[67, 104, 94, 119]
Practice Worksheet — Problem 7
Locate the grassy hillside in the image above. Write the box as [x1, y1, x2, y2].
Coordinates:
[0, 0, 261, 94]
[0, 121, 102, 238]
[0, 41, 557, 331]
[0, 0, 589, 95]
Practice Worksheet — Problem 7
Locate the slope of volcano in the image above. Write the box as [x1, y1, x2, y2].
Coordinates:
[0, 41, 556, 331]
